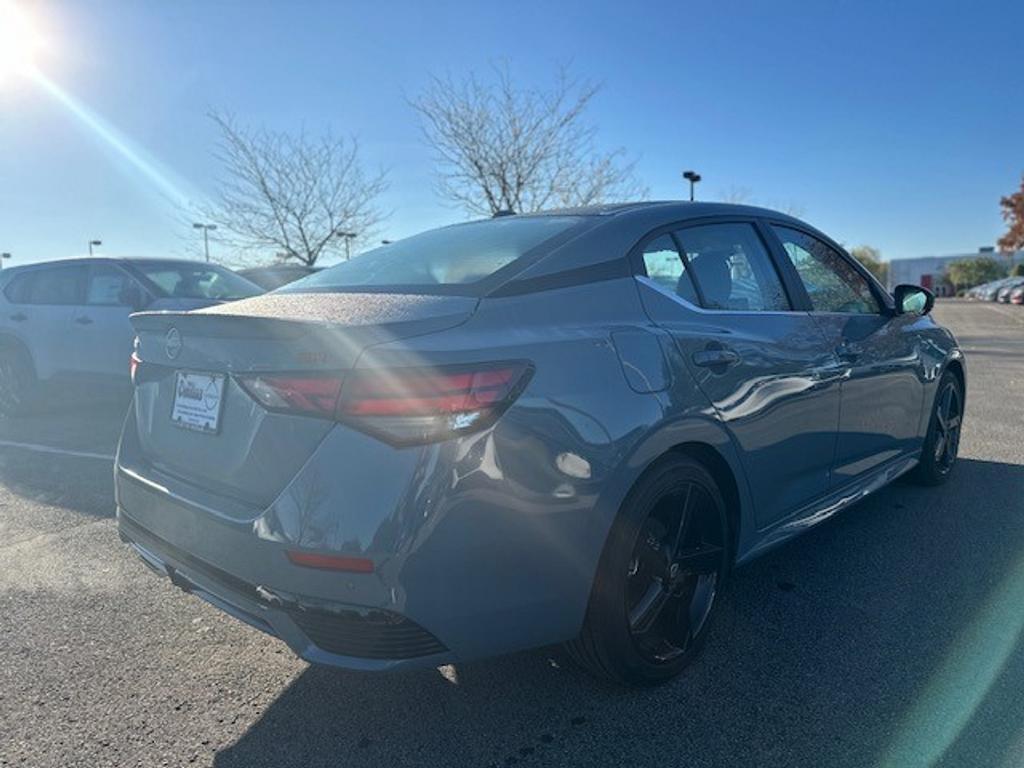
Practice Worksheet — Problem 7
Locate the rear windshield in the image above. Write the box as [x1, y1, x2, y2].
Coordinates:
[281, 216, 583, 294]
[131, 262, 263, 301]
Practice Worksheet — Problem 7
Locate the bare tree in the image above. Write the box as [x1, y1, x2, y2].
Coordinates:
[717, 185, 754, 204]
[411, 65, 646, 216]
[715, 185, 804, 217]
[201, 112, 388, 266]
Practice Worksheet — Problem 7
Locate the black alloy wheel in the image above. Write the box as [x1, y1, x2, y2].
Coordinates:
[625, 481, 724, 663]
[910, 370, 964, 486]
[567, 454, 730, 685]
[932, 378, 962, 475]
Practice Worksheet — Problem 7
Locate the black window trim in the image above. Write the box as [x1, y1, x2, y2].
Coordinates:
[629, 215, 803, 316]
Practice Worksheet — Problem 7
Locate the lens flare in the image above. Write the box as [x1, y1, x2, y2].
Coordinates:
[28, 70, 198, 208]
[2, 1, 199, 210]
[879, 552, 1024, 767]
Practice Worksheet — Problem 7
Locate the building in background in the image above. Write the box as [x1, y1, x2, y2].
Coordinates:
[886, 250, 1024, 295]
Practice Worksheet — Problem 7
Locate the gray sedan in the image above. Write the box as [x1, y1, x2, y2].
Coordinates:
[115, 203, 965, 685]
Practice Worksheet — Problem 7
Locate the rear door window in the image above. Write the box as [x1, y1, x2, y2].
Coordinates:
[3, 273, 33, 303]
[673, 223, 790, 311]
[4, 265, 87, 305]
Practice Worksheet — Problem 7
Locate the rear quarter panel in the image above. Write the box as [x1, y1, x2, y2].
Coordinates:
[349, 278, 662, 655]
[255, 277, 745, 658]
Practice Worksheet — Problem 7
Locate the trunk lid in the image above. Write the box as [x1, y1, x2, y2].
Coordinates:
[129, 292, 476, 508]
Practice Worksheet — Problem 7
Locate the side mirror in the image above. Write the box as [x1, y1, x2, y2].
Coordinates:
[894, 284, 934, 316]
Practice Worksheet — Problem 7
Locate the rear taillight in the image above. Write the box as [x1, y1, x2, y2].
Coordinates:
[236, 374, 344, 419]
[338, 363, 531, 445]
[236, 362, 531, 445]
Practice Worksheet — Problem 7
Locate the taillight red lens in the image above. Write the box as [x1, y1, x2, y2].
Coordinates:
[235, 362, 531, 445]
[336, 363, 531, 445]
[237, 374, 343, 418]
[339, 367, 518, 416]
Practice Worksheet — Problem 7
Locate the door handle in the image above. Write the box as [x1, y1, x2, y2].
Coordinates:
[9, 312, 26, 322]
[835, 343, 861, 362]
[692, 347, 741, 369]
[74, 316, 94, 325]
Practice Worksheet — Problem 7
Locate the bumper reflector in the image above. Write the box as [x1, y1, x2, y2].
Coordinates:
[286, 550, 374, 573]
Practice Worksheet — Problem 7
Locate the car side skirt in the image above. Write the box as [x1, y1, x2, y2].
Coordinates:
[739, 449, 921, 565]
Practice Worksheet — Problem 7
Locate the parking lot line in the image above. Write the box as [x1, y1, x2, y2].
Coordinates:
[0, 440, 115, 462]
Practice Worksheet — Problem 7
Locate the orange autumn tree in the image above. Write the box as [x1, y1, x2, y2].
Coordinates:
[998, 174, 1024, 252]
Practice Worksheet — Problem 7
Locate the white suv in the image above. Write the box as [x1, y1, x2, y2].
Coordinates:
[0, 258, 262, 415]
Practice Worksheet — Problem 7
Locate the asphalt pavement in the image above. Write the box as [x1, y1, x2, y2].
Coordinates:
[2, 300, 1023, 768]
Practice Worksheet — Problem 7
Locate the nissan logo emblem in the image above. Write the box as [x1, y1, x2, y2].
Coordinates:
[165, 327, 182, 360]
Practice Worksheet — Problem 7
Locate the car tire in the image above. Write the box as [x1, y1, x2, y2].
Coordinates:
[909, 370, 963, 486]
[566, 454, 730, 686]
[0, 344, 35, 417]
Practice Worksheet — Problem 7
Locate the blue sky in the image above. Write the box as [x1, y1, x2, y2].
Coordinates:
[0, 0, 1020, 266]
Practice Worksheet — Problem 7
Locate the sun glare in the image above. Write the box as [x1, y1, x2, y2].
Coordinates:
[0, 1, 42, 81]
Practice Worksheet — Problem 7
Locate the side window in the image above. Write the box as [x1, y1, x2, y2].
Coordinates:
[3, 273, 34, 304]
[86, 265, 135, 306]
[674, 223, 790, 311]
[641, 234, 699, 305]
[772, 226, 880, 314]
[4, 266, 86, 305]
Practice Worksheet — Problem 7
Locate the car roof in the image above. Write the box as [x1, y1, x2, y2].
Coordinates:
[238, 265, 317, 273]
[1, 256, 225, 275]
[521, 200, 807, 225]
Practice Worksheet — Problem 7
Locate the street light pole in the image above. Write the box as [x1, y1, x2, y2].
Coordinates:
[682, 170, 702, 202]
[193, 223, 217, 262]
[88, 239, 102, 256]
[337, 231, 357, 261]
[0, 252, 10, 270]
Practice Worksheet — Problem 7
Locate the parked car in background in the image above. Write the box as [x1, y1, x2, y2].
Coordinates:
[0, 258, 263, 414]
[965, 281, 997, 300]
[997, 279, 1024, 303]
[236, 264, 319, 290]
[1010, 285, 1024, 305]
[116, 203, 965, 686]
[978, 278, 1014, 301]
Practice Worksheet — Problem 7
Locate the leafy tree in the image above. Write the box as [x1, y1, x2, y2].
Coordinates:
[1012, 263, 1024, 277]
[849, 245, 887, 284]
[201, 112, 388, 266]
[411, 64, 646, 216]
[945, 257, 1006, 290]
[998, 174, 1024, 253]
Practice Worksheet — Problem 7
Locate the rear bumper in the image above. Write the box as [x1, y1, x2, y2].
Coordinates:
[118, 508, 453, 671]
[114, 404, 613, 668]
